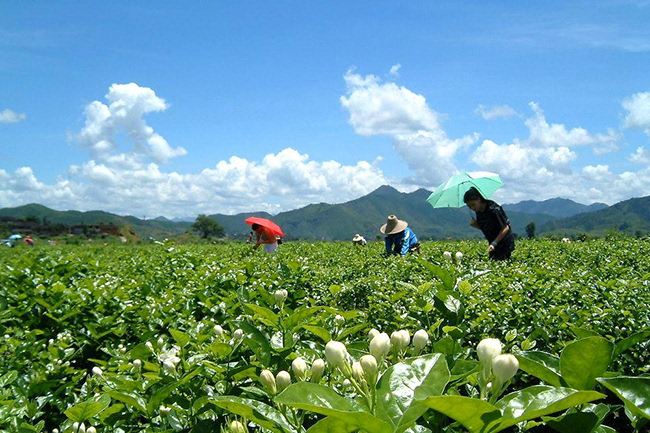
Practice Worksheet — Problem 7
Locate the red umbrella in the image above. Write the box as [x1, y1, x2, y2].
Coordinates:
[245, 217, 284, 237]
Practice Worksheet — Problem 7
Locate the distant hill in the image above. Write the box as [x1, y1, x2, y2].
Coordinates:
[209, 185, 558, 240]
[504, 198, 608, 218]
[540, 195, 650, 236]
[0, 204, 191, 239]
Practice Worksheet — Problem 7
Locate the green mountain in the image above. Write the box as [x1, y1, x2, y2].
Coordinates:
[0, 203, 191, 239]
[504, 198, 608, 218]
[540, 195, 650, 236]
[209, 185, 558, 240]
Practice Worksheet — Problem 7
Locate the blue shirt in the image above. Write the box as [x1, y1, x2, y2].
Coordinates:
[385, 227, 418, 256]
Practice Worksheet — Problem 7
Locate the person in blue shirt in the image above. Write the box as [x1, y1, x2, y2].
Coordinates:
[380, 215, 421, 256]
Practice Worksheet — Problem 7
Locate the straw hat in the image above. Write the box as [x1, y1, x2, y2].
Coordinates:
[353, 234, 364, 241]
[380, 215, 408, 235]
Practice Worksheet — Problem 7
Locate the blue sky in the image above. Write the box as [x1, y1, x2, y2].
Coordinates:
[1, 0, 649, 217]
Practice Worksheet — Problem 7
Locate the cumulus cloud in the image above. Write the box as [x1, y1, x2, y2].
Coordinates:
[77, 83, 187, 163]
[0, 108, 26, 123]
[630, 146, 650, 164]
[0, 148, 387, 217]
[388, 63, 401, 77]
[470, 101, 638, 204]
[623, 92, 650, 135]
[340, 68, 478, 186]
[475, 104, 518, 121]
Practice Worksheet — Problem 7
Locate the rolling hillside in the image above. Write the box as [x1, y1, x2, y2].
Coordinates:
[0, 204, 191, 239]
[540, 195, 650, 236]
[504, 198, 608, 218]
[209, 186, 558, 240]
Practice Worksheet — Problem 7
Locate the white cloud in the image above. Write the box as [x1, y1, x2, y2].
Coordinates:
[630, 146, 650, 164]
[388, 63, 401, 77]
[77, 83, 187, 163]
[623, 92, 650, 135]
[524, 102, 608, 148]
[0, 148, 387, 217]
[340, 68, 478, 186]
[475, 104, 518, 121]
[0, 108, 26, 123]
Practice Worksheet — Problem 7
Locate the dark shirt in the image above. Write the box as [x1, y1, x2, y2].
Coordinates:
[476, 201, 515, 249]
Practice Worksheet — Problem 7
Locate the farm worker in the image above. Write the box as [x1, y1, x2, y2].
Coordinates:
[464, 187, 515, 260]
[381, 215, 420, 256]
[352, 234, 367, 246]
[252, 224, 278, 254]
[247, 231, 254, 244]
[23, 235, 35, 246]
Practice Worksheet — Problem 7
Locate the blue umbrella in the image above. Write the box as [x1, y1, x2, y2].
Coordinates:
[9, 234, 22, 240]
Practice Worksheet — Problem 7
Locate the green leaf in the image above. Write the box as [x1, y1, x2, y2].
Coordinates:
[64, 396, 110, 422]
[275, 382, 392, 433]
[494, 386, 605, 432]
[515, 351, 563, 388]
[286, 306, 325, 329]
[244, 303, 280, 327]
[234, 321, 272, 366]
[615, 329, 650, 357]
[560, 337, 613, 390]
[376, 353, 450, 433]
[169, 329, 191, 347]
[597, 376, 650, 420]
[306, 417, 359, 433]
[107, 391, 147, 414]
[0, 370, 18, 387]
[302, 325, 332, 343]
[420, 396, 501, 433]
[211, 396, 298, 433]
[418, 260, 455, 290]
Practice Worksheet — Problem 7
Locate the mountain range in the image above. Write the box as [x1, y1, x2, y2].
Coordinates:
[1, 186, 648, 240]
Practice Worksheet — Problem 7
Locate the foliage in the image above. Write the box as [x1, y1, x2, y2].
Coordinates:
[192, 214, 225, 238]
[0, 239, 649, 432]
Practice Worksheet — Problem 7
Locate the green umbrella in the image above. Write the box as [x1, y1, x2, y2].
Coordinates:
[426, 171, 504, 209]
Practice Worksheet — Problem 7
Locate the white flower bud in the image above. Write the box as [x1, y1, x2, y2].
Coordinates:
[157, 337, 164, 347]
[352, 361, 365, 381]
[360, 354, 378, 384]
[160, 405, 171, 415]
[325, 341, 349, 371]
[311, 358, 325, 382]
[91, 367, 103, 377]
[368, 328, 380, 340]
[413, 329, 429, 352]
[455, 251, 463, 264]
[369, 332, 391, 361]
[260, 369, 277, 395]
[234, 329, 244, 340]
[4, 334, 9, 339]
[214, 325, 224, 336]
[342, 379, 351, 389]
[133, 359, 142, 370]
[145, 341, 154, 351]
[229, 420, 247, 433]
[163, 360, 176, 374]
[477, 338, 502, 369]
[334, 315, 346, 327]
[87, 427, 97, 433]
[274, 289, 288, 307]
[291, 357, 308, 381]
[391, 330, 410, 352]
[492, 354, 519, 383]
[276, 370, 291, 392]
[74, 423, 85, 433]
[443, 251, 453, 262]
[48, 339, 54, 345]
[52, 429, 59, 433]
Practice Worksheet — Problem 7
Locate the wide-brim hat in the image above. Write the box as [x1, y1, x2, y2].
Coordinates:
[353, 234, 364, 241]
[380, 215, 408, 235]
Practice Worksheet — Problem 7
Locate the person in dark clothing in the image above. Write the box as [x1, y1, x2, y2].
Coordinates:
[463, 187, 515, 260]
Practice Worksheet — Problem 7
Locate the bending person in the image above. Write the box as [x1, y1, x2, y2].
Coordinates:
[463, 187, 515, 260]
[252, 224, 278, 254]
[381, 215, 420, 256]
